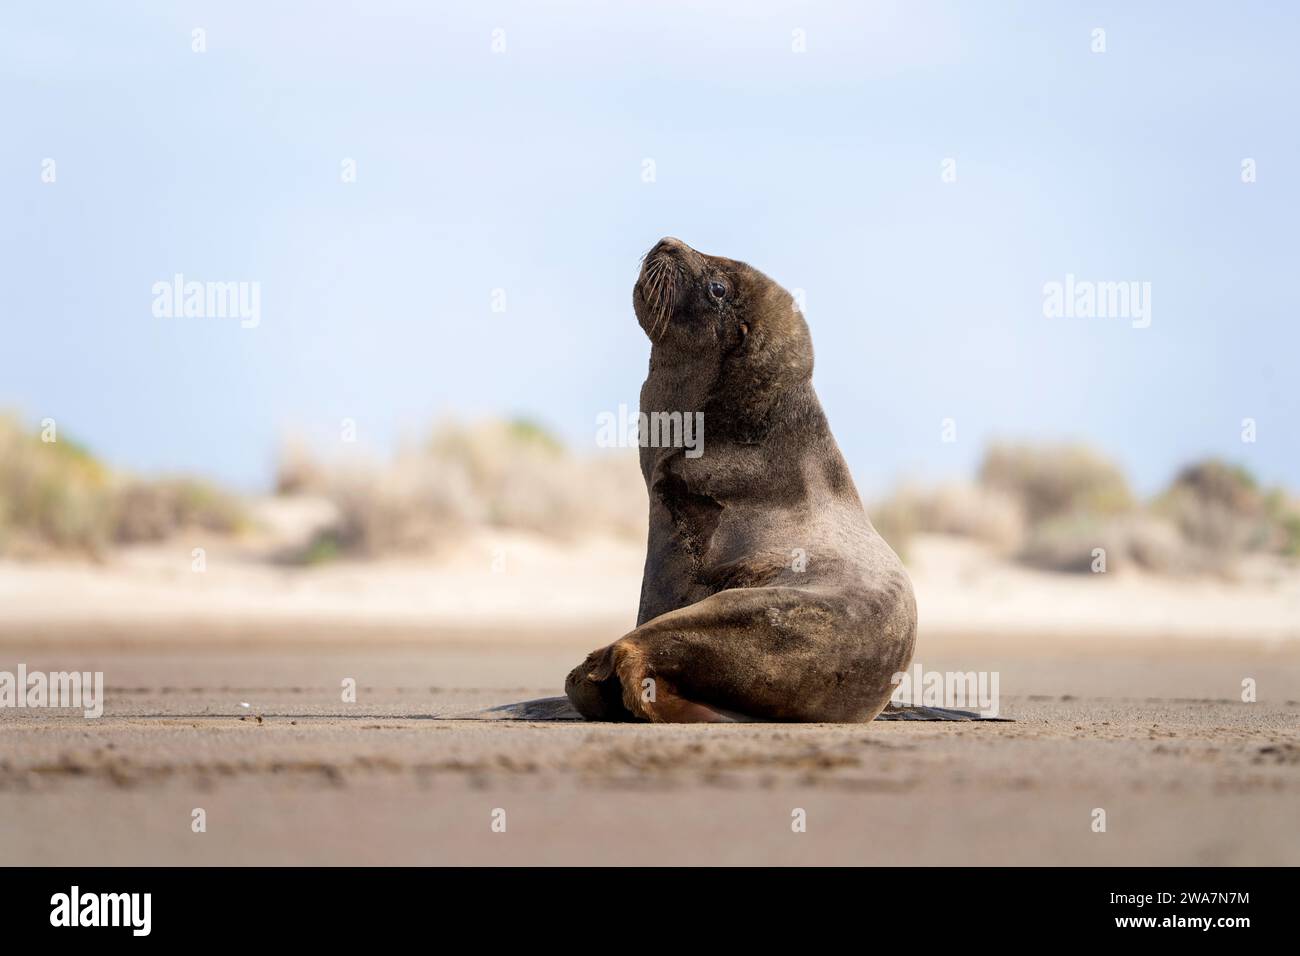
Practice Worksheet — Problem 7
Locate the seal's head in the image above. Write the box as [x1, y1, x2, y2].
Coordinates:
[633, 237, 813, 391]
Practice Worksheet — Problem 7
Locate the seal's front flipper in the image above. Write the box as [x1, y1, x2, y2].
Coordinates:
[875, 704, 1012, 721]
[565, 644, 638, 721]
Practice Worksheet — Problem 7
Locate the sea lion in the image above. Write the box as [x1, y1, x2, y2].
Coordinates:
[564, 237, 917, 722]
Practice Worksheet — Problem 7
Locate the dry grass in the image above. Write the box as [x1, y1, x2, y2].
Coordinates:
[1018, 512, 1193, 575]
[5, 408, 1295, 578]
[870, 482, 1023, 558]
[0, 415, 114, 556]
[0, 413, 247, 558]
[979, 442, 1134, 524]
[278, 419, 646, 561]
[877, 444, 1297, 577]
[1154, 460, 1291, 553]
[112, 478, 248, 544]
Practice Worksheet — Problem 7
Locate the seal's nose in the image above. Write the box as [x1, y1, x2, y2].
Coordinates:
[650, 236, 690, 258]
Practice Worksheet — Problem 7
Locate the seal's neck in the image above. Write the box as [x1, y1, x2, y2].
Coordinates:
[708, 376, 824, 447]
[640, 348, 716, 419]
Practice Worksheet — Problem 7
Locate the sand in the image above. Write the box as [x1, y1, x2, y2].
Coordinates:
[1, 626, 1297, 866]
[2, 529, 1298, 865]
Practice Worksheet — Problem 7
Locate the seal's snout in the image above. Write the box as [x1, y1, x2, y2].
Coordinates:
[636, 237, 695, 341]
[649, 236, 689, 258]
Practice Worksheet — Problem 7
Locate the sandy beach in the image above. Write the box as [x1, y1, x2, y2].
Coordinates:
[6, 0, 1299, 881]
[2, 532, 1297, 866]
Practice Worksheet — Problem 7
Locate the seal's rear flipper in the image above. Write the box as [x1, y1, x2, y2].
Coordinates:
[451, 698, 1011, 722]
[875, 704, 1012, 721]
[451, 696, 585, 721]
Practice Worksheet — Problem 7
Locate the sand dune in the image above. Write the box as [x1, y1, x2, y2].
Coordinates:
[2, 529, 1296, 643]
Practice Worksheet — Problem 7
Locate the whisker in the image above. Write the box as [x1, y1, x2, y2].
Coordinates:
[651, 263, 671, 340]
[639, 255, 679, 342]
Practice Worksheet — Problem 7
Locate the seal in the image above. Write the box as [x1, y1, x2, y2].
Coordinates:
[564, 237, 918, 722]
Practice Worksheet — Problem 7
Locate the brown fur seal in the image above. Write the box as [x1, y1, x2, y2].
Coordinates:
[564, 237, 917, 722]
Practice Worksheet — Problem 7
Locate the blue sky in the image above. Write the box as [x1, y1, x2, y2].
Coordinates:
[2, 1, 1296, 497]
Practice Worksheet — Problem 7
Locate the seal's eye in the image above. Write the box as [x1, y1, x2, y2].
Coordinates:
[708, 280, 727, 299]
